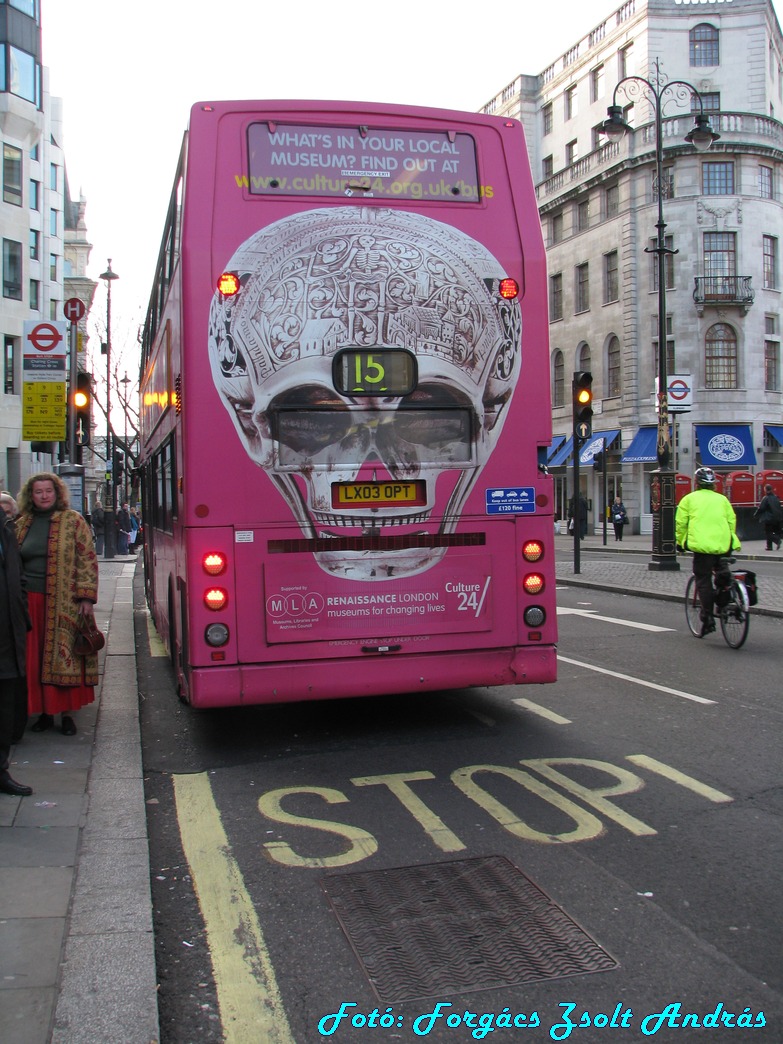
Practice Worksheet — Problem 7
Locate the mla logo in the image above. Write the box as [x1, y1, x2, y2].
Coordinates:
[266, 592, 325, 619]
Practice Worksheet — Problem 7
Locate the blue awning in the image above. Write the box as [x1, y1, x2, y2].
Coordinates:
[548, 436, 574, 467]
[546, 434, 566, 462]
[695, 424, 757, 467]
[621, 427, 658, 464]
[578, 430, 621, 465]
[765, 424, 783, 447]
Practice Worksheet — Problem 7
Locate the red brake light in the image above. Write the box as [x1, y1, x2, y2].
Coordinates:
[523, 573, 545, 596]
[217, 272, 240, 297]
[204, 588, 228, 611]
[203, 552, 227, 576]
[523, 540, 544, 562]
[499, 278, 519, 300]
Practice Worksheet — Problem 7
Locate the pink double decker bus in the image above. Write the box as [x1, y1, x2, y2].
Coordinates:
[139, 100, 556, 708]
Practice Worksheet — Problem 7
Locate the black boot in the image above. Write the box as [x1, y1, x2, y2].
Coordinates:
[0, 772, 32, 797]
[31, 713, 54, 732]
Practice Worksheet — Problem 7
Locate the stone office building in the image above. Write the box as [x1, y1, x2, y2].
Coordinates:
[482, 0, 783, 532]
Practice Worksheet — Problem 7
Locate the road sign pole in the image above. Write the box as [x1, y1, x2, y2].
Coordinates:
[67, 320, 77, 464]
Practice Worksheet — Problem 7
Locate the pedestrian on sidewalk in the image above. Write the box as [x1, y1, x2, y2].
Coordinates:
[116, 502, 132, 555]
[91, 498, 105, 556]
[675, 467, 740, 637]
[753, 483, 782, 551]
[610, 495, 628, 542]
[0, 506, 33, 797]
[568, 494, 588, 540]
[15, 473, 99, 737]
[0, 491, 27, 740]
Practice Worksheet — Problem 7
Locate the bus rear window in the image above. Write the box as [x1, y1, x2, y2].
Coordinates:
[246, 122, 480, 202]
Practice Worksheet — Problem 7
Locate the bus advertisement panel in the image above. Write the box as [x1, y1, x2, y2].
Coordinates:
[139, 100, 556, 708]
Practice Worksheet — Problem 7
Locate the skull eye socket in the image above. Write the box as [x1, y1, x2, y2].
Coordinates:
[272, 385, 353, 455]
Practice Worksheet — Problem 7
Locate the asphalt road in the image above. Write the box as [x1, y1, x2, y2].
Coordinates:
[137, 584, 783, 1044]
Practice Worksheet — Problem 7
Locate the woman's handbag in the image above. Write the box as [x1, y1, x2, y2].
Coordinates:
[74, 614, 105, 656]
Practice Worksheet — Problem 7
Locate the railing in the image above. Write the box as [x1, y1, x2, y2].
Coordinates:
[693, 276, 755, 315]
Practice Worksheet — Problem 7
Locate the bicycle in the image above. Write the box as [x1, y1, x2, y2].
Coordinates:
[684, 556, 751, 649]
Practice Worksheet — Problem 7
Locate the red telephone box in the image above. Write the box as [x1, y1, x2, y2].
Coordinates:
[725, 471, 755, 505]
[756, 470, 783, 501]
[675, 474, 691, 504]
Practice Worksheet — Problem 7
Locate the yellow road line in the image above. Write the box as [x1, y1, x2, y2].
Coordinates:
[173, 773, 295, 1044]
[627, 755, 733, 803]
[145, 613, 168, 657]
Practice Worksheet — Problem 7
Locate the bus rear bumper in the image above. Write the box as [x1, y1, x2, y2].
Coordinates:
[185, 646, 557, 708]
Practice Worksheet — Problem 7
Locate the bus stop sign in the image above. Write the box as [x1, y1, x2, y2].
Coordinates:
[64, 298, 86, 323]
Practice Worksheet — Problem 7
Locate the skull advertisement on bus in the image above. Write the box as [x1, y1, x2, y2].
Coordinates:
[208, 206, 521, 580]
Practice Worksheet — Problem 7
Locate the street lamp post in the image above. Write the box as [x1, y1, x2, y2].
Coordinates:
[121, 372, 130, 503]
[603, 59, 719, 571]
[99, 260, 119, 559]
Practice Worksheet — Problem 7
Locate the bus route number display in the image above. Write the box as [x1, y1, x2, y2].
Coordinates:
[333, 349, 416, 396]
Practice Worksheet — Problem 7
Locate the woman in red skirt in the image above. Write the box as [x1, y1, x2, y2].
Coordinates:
[16, 473, 99, 736]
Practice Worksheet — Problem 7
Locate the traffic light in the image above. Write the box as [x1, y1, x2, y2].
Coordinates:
[593, 450, 604, 472]
[113, 450, 124, 484]
[73, 372, 91, 446]
[572, 371, 593, 440]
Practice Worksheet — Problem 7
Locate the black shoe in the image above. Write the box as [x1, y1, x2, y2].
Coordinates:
[0, 773, 32, 797]
[61, 716, 77, 736]
[31, 713, 54, 732]
[699, 617, 716, 637]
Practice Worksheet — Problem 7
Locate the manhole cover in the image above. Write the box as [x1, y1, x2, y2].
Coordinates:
[323, 854, 617, 1001]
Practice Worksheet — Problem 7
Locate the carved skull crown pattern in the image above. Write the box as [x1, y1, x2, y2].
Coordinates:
[208, 206, 521, 580]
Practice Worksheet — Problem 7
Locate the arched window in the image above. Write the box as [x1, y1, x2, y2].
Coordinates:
[577, 342, 592, 375]
[690, 24, 719, 67]
[705, 323, 738, 388]
[553, 350, 565, 407]
[606, 336, 621, 397]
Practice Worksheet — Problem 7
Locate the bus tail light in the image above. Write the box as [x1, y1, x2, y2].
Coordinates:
[499, 278, 519, 299]
[524, 606, 546, 627]
[204, 588, 228, 611]
[217, 272, 241, 297]
[522, 540, 544, 562]
[205, 622, 230, 647]
[203, 551, 227, 576]
[523, 573, 545, 596]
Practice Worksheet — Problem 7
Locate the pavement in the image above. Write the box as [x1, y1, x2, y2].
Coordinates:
[0, 534, 779, 1044]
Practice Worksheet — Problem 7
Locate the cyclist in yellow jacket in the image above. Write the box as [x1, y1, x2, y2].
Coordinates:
[676, 467, 740, 636]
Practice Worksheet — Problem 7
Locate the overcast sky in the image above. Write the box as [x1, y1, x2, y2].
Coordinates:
[41, 0, 778, 371]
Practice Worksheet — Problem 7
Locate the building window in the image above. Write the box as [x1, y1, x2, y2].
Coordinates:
[566, 139, 578, 166]
[49, 253, 57, 281]
[765, 339, 780, 391]
[654, 167, 674, 202]
[49, 208, 58, 237]
[3, 145, 23, 206]
[565, 84, 578, 121]
[575, 263, 589, 313]
[604, 184, 619, 218]
[542, 103, 553, 136]
[578, 343, 592, 375]
[759, 165, 773, 199]
[50, 163, 58, 191]
[651, 235, 675, 290]
[703, 232, 736, 289]
[604, 251, 619, 303]
[3, 240, 23, 300]
[705, 323, 738, 389]
[7, 45, 40, 105]
[691, 92, 720, 113]
[29, 228, 39, 259]
[619, 43, 633, 79]
[29, 179, 39, 211]
[592, 124, 606, 151]
[4, 336, 16, 395]
[702, 161, 734, 195]
[553, 351, 565, 407]
[653, 315, 676, 378]
[763, 235, 778, 289]
[550, 212, 563, 244]
[29, 279, 39, 310]
[577, 199, 590, 232]
[607, 336, 621, 396]
[591, 64, 605, 103]
[690, 24, 719, 67]
[542, 154, 554, 180]
[549, 272, 563, 321]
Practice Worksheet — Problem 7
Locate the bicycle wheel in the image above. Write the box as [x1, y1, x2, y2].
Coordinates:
[684, 575, 703, 636]
[720, 581, 749, 649]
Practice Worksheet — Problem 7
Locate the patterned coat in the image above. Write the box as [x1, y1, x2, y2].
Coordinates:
[16, 509, 99, 686]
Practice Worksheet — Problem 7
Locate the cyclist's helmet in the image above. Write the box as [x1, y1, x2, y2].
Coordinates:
[695, 466, 717, 488]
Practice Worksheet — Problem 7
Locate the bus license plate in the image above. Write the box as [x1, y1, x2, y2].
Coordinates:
[333, 481, 426, 507]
